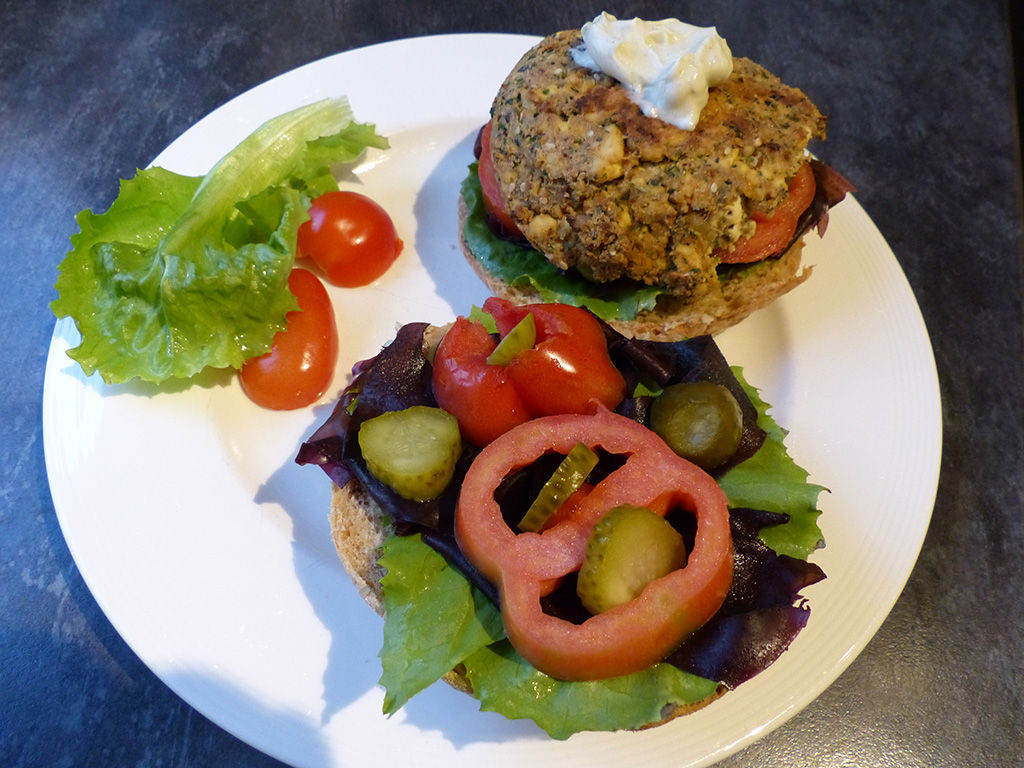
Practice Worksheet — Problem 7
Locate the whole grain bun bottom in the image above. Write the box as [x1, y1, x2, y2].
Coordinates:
[458, 195, 811, 342]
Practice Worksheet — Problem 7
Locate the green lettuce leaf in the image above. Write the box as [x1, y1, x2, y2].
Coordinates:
[718, 369, 826, 559]
[51, 98, 388, 384]
[460, 165, 665, 322]
[463, 642, 719, 740]
[377, 532, 718, 739]
[378, 533, 505, 714]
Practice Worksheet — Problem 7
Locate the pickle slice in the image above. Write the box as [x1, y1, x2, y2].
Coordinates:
[358, 405, 462, 501]
[576, 505, 686, 614]
[486, 312, 536, 366]
[518, 441, 599, 532]
[649, 381, 743, 471]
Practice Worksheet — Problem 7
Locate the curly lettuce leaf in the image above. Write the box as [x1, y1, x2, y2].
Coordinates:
[378, 533, 505, 714]
[718, 368, 826, 558]
[460, 165, 665, 322]
[51, 98, 387, 384]
[464, 642, 719, 740]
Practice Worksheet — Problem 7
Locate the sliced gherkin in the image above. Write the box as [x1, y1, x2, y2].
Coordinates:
[486, 312, 536, 366]
[576, 505, 686, 614]
[518, 441, 599, 532]
[358, 405, 462, 501]
[649, 381, 743, 471]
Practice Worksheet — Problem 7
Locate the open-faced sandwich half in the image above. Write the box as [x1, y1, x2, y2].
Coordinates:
[297, 296, 827, 738]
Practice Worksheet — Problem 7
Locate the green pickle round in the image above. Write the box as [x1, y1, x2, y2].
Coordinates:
[358, 405, 462, 501]
[649, 381, 743, 471]
[576, 505, 687, 614]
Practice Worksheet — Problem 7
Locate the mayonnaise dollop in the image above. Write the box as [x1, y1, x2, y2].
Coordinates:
[570, 12, 733, 130]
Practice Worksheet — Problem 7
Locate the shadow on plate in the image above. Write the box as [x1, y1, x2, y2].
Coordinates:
[412, 123, 491, 312]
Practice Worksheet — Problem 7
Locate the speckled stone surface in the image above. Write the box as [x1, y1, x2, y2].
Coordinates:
[2, 1, 1021, 766]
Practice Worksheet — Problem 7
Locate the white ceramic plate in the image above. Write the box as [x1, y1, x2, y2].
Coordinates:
[43, 34, 941, 768]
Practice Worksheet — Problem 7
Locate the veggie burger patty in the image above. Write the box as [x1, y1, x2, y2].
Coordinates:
[490, 30, 827, 297]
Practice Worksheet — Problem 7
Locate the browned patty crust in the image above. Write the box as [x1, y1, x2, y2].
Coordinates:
[489, 30, 827, 298]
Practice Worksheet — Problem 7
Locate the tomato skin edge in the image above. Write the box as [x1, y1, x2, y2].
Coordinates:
[477, 122, 525, 239]
[433, 300, 627, 446]
[296, 190, 404, 287]
[431, 316, 532, 445]
[485, 298, 627, 418]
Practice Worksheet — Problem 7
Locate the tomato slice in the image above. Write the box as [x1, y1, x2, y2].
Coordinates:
[239, 268, 338, 410]
[477, 121, 523, 238]
[456, 409, 733, 681]
[297, 190, 403, 287]
[718, 163, 816, 264]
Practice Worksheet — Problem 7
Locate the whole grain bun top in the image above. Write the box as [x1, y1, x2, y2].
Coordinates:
[489, 30, 826, 301]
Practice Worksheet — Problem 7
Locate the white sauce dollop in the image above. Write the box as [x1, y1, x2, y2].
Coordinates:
[570, 12, 733, 130]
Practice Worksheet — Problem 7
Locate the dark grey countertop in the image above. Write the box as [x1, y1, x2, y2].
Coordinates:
[3, 1, 1022, 766]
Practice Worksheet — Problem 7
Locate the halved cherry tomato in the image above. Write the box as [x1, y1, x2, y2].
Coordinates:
[456, 409, 734, 681]
[717, 163, 817, 264]
[239, 268, 338, 410]
[297, 190, 403, 287]
[477, 121, 523, 237]
[432, 298, 627, 446]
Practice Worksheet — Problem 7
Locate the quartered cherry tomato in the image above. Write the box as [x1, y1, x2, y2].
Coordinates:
[297, 190, 403, 287]
[456, 409, 734, 681]
[432, 298, 627, 446]
[239, 268, 338, 410]
[717, 162, 817, 264]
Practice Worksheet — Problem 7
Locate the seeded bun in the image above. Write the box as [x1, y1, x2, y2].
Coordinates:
[458, 194, 811, 341]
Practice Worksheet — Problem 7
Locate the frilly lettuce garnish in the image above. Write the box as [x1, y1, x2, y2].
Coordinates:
[52, 98, 387, 384]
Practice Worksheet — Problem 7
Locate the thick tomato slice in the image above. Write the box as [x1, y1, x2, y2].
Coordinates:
[297, 190, 403, 287]
[477, 121, 523, 237]
[239, 268, 338, 410]
[456, 409, 734, 681]
[718, 162, 817, 264]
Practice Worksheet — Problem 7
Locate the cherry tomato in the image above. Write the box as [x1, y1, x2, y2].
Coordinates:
[240, 268, 338, 410]
[431, 315, 533, 446]
[296, 190, 403, 287]
[456, 409, 733, 681]
[487, 298, 626, 418]
[717, 163, 817, 264]
[431, 298, 626, 446]
[477, 121, 524, 238]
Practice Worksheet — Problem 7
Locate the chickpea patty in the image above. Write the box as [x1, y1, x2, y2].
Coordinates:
[489, 30, 827, 298]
